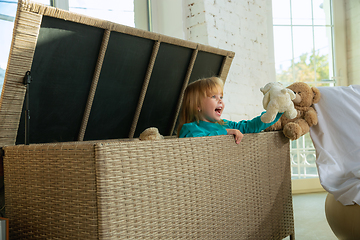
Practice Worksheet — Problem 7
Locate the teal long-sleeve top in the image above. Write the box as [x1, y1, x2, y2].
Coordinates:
[179, 112, 282, 138]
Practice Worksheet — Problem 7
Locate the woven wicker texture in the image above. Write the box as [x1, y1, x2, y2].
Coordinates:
[4, 143, 98, 239]
[4, 132, 294, 239]
[0, 8, 41, 146]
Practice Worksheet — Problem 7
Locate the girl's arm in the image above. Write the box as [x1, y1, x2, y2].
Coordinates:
[179, 123, 227, 138]
[225, 112, 283, 133]
[179, 123, 244, 144]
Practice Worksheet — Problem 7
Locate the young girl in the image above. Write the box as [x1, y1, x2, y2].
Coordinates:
[178, 77, 282, 144]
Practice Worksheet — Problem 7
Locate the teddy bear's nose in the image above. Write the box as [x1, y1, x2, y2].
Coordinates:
[293, 94, 302, 104]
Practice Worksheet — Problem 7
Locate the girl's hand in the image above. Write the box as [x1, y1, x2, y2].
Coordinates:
[226, 129, 243, 144]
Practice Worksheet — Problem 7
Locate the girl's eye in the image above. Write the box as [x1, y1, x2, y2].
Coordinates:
[220, 96, 223, 100]
[211, 95, 216, 98]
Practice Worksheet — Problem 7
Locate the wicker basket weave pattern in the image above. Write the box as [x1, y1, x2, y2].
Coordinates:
[4, 144, 98, 239]
[4, 132, 294, 239]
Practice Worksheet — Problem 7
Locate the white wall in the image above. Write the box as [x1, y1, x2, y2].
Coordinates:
[151, 0, 275, 121]
[332, 0, 348, 87]
[345, 0, 360, 86]
[150, 1, 185, 39]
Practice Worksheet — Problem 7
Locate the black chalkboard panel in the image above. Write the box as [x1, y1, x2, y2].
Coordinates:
[16, 16, 104, 144]
[83, 32, 154, 141]
[189, 51, 224, 84]
[13, 14, 230, 144]
[134, 43, 193, 137]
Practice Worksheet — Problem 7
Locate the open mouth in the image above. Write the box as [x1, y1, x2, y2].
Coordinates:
[215, 107, 222, 115]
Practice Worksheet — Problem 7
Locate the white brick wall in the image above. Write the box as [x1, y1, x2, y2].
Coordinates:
[184, 0, 275, 121]
[345, 0, 360, 86]
[151, 0, 276, 121]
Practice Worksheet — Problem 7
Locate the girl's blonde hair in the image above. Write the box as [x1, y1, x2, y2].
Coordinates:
[177, 77, 224, 136]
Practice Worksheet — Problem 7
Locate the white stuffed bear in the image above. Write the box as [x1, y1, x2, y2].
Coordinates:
[260, 82, 298, 123]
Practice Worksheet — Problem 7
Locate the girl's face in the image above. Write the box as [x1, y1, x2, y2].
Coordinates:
[199, 90, 224, 123]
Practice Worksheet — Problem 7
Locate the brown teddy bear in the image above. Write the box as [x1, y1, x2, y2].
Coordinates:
[265, 82, 321, 140]
[139, 127, 164, 140]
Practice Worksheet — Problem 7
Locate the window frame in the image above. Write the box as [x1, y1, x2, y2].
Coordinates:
[271, 0, 347, 194]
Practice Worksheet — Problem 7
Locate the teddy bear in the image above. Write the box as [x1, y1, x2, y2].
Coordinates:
[265, 82, 321, 140]
[260, 82, 298, 123]
[139, 127, 164, 140]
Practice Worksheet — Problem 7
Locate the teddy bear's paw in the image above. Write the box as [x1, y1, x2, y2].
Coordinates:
[305, 113, 318, 126]
[285, 108, 298, 120]
[264, 125, 275, 132]
[265, 120, 281, 131]
[283, 123, 302, 140]
[306, 118, 317, 127]
[139, 127, 164, 140]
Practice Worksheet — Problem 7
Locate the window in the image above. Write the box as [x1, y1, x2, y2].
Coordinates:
[0, 0, 18, 91]
[272, 0, 334, 181]
[68, 0, 135, 27]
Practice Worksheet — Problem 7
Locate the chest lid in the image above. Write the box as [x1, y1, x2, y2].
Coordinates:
[0, 0, 234, 146]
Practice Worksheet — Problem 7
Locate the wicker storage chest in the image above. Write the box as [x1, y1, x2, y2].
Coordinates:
[4, 133, 294, 239]
[0, 1, 294, 239]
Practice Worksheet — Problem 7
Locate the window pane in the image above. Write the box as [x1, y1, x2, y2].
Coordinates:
[272, 0, 291, 25]
[0, 1, 17, 92]
[0, 20, 14, 90]
[292, 26, 314, 82]
[316, 81, 335, 87]
[313, 0, 331, 25]
[291, 0, 312, 25]
[69, 0, 135, 27]
[304, 133, 315, 149]
[314, 27, 330, 57]
[304, 152, 318, 178]
[291, 143, 318, 179]
[33, 0, 50, 5]
[0, 2, 17, 17]
[273, 26, 293, 84]
[306, 153, 316, 165]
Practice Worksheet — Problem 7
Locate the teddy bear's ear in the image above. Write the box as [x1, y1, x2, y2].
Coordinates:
[312, 87, 321, 104]
[260, 83, 271, 93]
